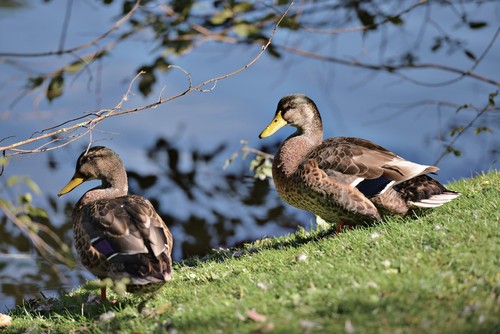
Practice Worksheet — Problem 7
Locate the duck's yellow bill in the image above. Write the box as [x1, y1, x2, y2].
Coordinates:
[259, 110, 288, 139]
[57, 176, 85, 197]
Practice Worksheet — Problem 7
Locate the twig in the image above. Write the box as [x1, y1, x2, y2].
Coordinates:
[434, 95, 496, 165]
[115, 70, 145, 110]
[241, 146, 274, 160]
[0, 0, 141, 58]
[301, 0, 426, 35]
[0, 1, 295, 157]
[0, 202, 75, 267]
[59, 0, 74, 52]
[277, 44, 500, 87]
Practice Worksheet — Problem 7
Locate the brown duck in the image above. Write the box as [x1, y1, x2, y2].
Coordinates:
[58, 146, 173, 300]
[259, 94, 460, 231]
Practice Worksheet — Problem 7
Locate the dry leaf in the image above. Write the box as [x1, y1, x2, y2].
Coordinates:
[146, 302, 171, 319]
[246, 309, 267, 322]
[0, 313, 12, 328]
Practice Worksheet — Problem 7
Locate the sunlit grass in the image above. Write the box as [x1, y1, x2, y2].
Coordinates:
[5, 171, 499, 333]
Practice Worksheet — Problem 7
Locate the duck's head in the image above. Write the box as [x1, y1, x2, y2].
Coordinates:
[57, 146, 125, 197]
[259, 94, 322, 139]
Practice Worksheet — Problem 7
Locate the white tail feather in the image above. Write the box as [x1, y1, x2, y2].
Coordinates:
[409, 192, 460, 208]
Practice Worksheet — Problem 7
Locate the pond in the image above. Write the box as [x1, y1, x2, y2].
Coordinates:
[0, 0, 498, 311]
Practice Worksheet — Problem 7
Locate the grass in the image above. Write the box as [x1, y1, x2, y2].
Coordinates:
[4, 171, 499, 333]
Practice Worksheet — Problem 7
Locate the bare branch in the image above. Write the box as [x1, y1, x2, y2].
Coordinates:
[115, 70, 145, 110]
[0, 0, 141, 58]
[434, 93, 497, 165]
[0, 1, 295, 157]
[241, 146, 274, 160]
[58, 0, 74, 52]
[277, 44, 500, 87]
[301, 0, 427, 35]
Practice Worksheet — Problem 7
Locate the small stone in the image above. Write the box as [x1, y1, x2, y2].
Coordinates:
[345, 319, 356, 333]
[296, 253, 307, 262]
[257, 282, 268, 290]
[99, 311, 115, 322]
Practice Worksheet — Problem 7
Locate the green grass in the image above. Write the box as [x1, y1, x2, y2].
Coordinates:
[4, 171, 499, 333]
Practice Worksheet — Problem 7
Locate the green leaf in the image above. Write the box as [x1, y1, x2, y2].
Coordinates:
[138, 70, 156, 97]
[280, 16, 300, 30]
[449, 126, 464, 137]
[24, 178, 41, 195]
[249, 156, 272, 180]
[27, 76, 45, 90]
[488, 91, 498, 107]
[210, 8, 232, 25]
[64, 60, 85, 74]
[356, 9, 376, 29]
[153, 57, 170, 72]
[27, 206, 49, 220]
[19, 193, 32, 204]
[6, 176, 41, 194]
[474, 126, 493, 135]
[233, 2, 253, 13]
[431, 38, 442, 52]
[266, 44, 281, 58]
[46, 72, 65, 102]
[468, 21, 487, 29]
[387, 15, 404, 25]
[464, 49, 476, 61]
[6, 176, 21, 187]
[233, 22, 259, 38]
[0, 155, 8, 168]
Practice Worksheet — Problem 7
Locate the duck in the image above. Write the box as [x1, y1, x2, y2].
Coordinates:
[57, 146, 173, 301]
[259, 94, 460, 231]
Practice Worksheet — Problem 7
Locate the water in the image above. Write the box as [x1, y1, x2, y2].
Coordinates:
[0, 1, 498, 310]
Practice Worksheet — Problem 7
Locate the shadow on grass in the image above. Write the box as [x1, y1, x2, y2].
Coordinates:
[180, 206, 442, 267]
[8, 281, 156, 321]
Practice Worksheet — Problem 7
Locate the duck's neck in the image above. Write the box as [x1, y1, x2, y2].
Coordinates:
[80, 172, 128, 205]
[274, 130, 323, 176]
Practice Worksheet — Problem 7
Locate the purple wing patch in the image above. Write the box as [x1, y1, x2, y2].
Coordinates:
[92, 238, 115, 256]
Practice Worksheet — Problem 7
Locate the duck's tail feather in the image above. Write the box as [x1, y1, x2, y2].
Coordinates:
[409, 191, 461, 208]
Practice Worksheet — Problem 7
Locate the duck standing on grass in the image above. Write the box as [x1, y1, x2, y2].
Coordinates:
[58, 146, 173, 301]
[259, 94, 460, 231]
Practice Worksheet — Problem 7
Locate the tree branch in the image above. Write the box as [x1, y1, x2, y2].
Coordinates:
[0, 0, 141, 58]
[277, 44, 500, 87]
[300, 0, 427, 35]
[0, 1, 294, 157]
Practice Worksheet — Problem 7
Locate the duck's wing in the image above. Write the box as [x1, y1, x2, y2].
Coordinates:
[80, 195, 173, 284]
[307, 137, 439, 198]
[299, 159, 382, 221]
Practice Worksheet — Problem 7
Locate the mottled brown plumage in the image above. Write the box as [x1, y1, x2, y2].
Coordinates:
[259, 94, 460, 227]
[58, 146, 173, 300]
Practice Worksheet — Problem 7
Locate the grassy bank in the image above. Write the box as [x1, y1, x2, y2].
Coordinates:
[5, 171, 499, 333]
